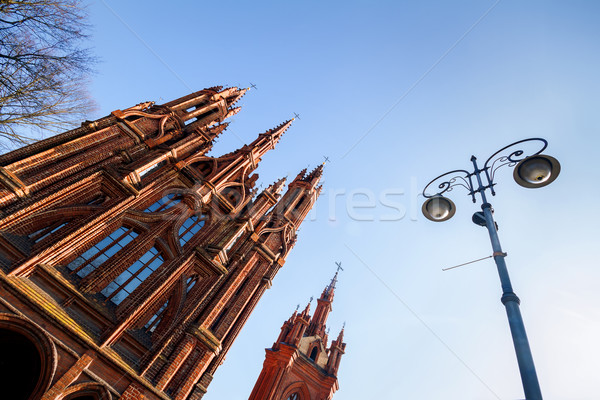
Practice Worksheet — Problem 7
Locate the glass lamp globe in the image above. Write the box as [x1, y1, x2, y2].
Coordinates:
[514, 155, 561, 188]
[422, 196, 456, 222]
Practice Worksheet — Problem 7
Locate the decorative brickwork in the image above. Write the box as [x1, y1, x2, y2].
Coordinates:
[248, 273, 346, 400]
[0, 87, 322, 399]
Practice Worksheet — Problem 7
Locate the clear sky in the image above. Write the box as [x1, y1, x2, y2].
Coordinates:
[66, 1, 600, 399]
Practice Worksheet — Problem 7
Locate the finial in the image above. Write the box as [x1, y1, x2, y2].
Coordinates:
[305, 163, 324, 182]
[309, 296, 314, 303]
[324, 262, 343, 297]
[296, 304, 300, 311]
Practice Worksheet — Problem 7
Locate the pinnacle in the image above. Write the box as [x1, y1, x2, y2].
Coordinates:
[300, 300, 311, 318]
[336, 325, 345, 343]
[305, 163, 324, 181]
[295, 168, 308, 181]
[288, 309, 297, 323]
[251, 119, 294, 160]
[226, 87, 249, 107]
[323, 271, 338, 300]
[315, 185, 324, 197]
[266, 119, 294, 140]
[207, 122, 229, 141]
[267, 176, 287, 195]
[223, 106, 241, 120]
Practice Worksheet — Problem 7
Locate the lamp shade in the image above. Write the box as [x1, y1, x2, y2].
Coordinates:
[422, 196, 456, 222]
[513, 155, 561, 188]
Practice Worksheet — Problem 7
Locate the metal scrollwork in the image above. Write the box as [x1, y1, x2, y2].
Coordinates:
[423, 138, 549, 201]
[482, 138, 548, 194]
[422, 169, 474, 199]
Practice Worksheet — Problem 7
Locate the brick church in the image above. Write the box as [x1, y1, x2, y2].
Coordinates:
[249, 271, 346, 400]
[0, 86, 345, 400]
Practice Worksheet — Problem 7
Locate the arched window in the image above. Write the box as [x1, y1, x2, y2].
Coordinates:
[100, 246, 163, 304]
[67, 227, 138, 278]
[144, 300, 168, 334]
[286, 393, 299, 400]
[145, 193, 182, 212]
[309, 346, 318, 361]
[178, 214, 207, 246]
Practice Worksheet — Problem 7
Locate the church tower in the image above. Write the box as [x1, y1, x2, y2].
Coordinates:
[248, 271, 346, 400]
[0, 87, 322, 399]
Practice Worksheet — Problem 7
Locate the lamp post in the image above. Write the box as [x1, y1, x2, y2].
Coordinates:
[422, 138, 561, 400]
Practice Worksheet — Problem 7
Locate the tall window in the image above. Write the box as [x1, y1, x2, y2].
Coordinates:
[144, 300, 168, 334]
[225, 229, 245, 252]
[139, 161, 166, 179]
[28, 221, 67, 244]
[286, 394, 299, 400]
[67, 227, 138, 278]
[145, 193, 182, 213]
[100, 246, 163, 305]
[186, 276, 198, 293]
[309, 346, 318, 361]
[178, 214, 207, 246]
[210, 307, 228, 332]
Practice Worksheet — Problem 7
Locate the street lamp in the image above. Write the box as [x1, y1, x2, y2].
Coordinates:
[422, 138, 561, 400]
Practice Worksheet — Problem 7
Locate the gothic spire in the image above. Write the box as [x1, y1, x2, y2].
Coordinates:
[305, 163, 323, 181]
[250, 119, 294, 160]
[266, 176, 286, 196]
[336, 323, 345, 344]
[300, 299, 312, 318]
[322, 271, 338, 301]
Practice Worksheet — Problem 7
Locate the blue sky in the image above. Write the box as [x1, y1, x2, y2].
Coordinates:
[81, 1, 600, 399]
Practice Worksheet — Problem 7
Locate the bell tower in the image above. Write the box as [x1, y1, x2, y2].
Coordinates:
[248, 270, 346, 400]
[0, 86, 323, 400]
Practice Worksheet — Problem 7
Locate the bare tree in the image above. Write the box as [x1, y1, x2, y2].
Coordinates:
[0, 0, 97, 148]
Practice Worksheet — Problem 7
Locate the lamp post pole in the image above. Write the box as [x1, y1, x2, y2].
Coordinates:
[470, 155, 542, 400]
[422, 138, 561, 400]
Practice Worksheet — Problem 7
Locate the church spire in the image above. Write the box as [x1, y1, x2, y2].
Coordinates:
[306, 264, 342, 338]
[266, 176, 286, 196]
[250, 119, 294, 161]
[326, 323, 347, 376]
[249, 267, 346, 400]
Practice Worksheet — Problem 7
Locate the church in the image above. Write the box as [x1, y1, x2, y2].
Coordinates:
[0, 86, 345, 400]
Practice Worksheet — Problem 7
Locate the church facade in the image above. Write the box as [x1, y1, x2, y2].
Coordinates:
[0, 87, 323, 399]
